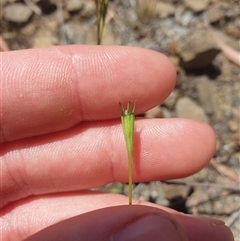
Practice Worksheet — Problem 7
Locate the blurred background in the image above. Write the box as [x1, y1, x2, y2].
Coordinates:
[1, 0, 239, 240]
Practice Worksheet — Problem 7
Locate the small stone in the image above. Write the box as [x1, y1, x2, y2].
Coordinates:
[81, 1, 95, 18]
[155, 2, 175, 19]
[207, 6, 223, 23]
[169, 55, 180, 69]
[178, 30, 221, 69]
[145, 106, 162, 118]
[32, 35, 58, 48]
[227, 120, 239, 132]
[20, 22, 35, 35]
[196, 77, 215, 115]
[196, 168, 209, 181]
[65, 22, 88, 44]
[85, 24, 118, 45]
[4, 3, 33, 23]
[136, 0, 157, 22]
[163, 90, 179, 109]
[184, 0, 210, 13]
[175, 97, 209, 123]
[167, 40, 178, 55]
[165, 184, 191, 200]
[161, 107, 174, 118]
[66, 0, 83, 12]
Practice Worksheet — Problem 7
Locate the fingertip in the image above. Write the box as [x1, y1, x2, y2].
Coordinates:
[174, 213, 234, 241]
[131, 118, 216, 180]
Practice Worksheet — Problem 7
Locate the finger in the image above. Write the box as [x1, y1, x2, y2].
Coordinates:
[2, 46, 176, 142]
[2, 193, 233, 241]
[24, 206, 188, 241]
[2, 119, 216, 207]
[174, 213, 234, 241]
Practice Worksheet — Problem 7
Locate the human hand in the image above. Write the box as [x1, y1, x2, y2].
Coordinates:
[1, 46, 233, 241]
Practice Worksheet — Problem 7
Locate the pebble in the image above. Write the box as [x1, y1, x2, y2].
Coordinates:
[155, 2, 175, 19]
[178, 30, 221, 69]
[165, 184, 191, 200]
[32, 35, 58, 48]
[145, 105, 162, 118]
[4, 3, 33, 23]
[207, 6, 223, 23]
[161, 107, 174, 118]
[66, 0, 83, 12]
[81, 1, 96, 18]
[86, 25, 118, 45]
[196, 77, 215, 115]
[163, 90, 179, 109]
[175, 97, 209, 123]
[227, 120, 239, 132]
[64, 21, 88, 44]
[184, 0, 210, 13]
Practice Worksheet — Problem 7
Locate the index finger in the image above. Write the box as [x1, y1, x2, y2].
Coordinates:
[2, 45, 175, 142]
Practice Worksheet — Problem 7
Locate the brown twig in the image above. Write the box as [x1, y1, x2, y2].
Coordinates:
[56, 1, 67, 45]
[24, 0, 42, 15]
[163, 180, 240, 193]
[210, 159, 240, 182]
[204, 13, 240, 66]
[225, 209, 240, 227]
[209, 29, 240, 66]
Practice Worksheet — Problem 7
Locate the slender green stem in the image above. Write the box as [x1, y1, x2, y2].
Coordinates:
[128, 145, 133, 205]
[95, 0, 109, 45]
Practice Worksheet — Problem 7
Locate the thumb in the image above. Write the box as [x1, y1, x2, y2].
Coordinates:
[24, 205, 188, 241]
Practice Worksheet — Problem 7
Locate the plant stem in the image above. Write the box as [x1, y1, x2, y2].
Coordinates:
[95, 0, 109, 45]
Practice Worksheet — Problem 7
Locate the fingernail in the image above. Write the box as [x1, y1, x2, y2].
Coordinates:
[113, 214, 187, 241]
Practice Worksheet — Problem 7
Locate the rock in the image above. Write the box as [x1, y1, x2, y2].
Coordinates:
[4, 3, 33, 23]
[167, 40, 178, 55]
[196, 77, 223, 121]
[135, 0, 157, 22]
[168, 56, 180, 72]
[20, 22, 36, 35]
[81, 0, 95, 18]
[178, 30, 221, 69]
[32, 35, 58, 48]
[64, 21, 88, 44]
[149, 182, 169, 206]
[213, 194, 240, 214]
[193, 167, 213, 182]
[163, 90, 179, 109]
[230, 152, 240, 166]
[161, 107, 174, 118]
[85, 24, 119, 45]
[175, 97, 209, 123]
[184, 0, 210, 13]
[155, 2, 175, 19]
[227, 120, 239, 132]
[165, 184, 191, 200]
[145, 105, 162, 118]
[207, 6, 223, 23]
[190, 191, 240, 215]
[66, 0, 83, 12]
[196, 77, 215, 115]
